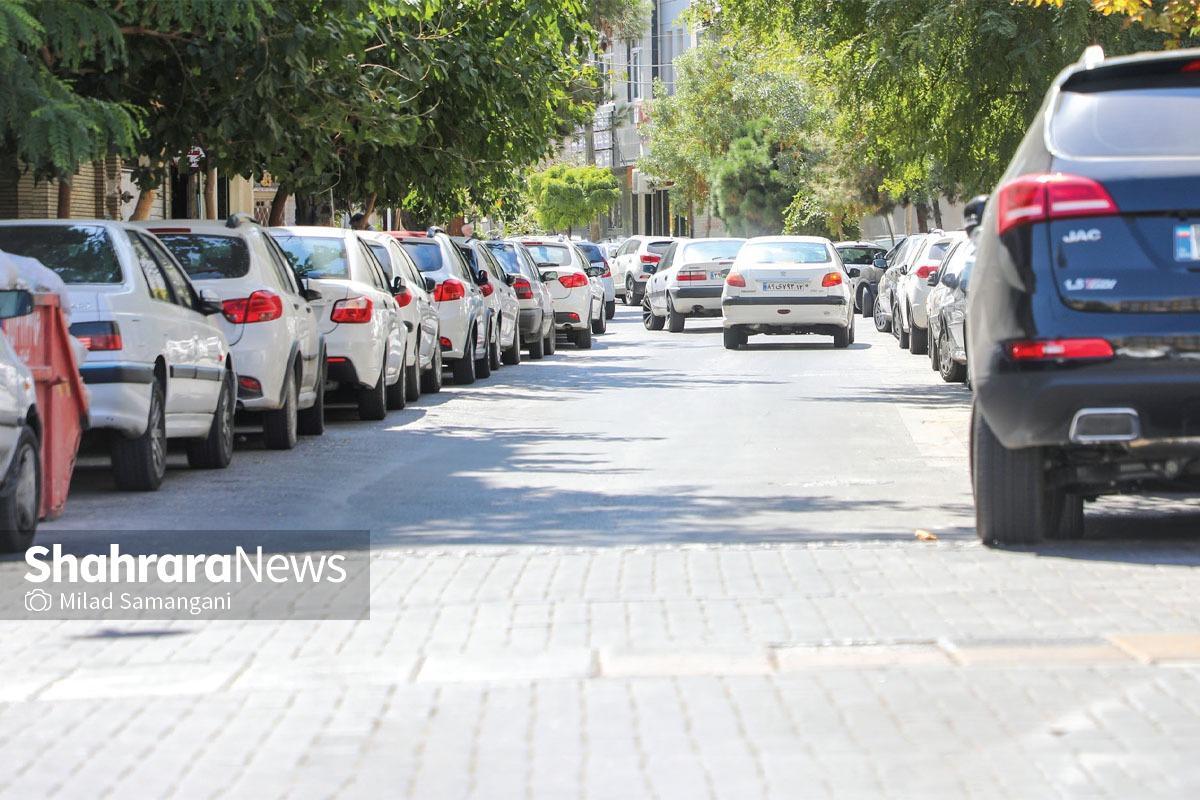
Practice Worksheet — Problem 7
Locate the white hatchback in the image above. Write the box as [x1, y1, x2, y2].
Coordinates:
[519, 239, 602, 349]
[645, 237, 745, 332]
[721, 236, 855, 350]
[611, 235, 675, 305]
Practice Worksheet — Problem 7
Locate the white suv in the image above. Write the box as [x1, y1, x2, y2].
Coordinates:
[519, 238, 601, 349]
[143, 218, 325, 449]
[270, 227, 407, 419]
[0, 288, 40, 551]
[611, 235, 675, 305]
[0, 220, 235, 491]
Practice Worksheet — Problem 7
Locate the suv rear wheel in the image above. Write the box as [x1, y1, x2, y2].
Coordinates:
[112, 380, 166, 491]
[187, 370, 235, 469]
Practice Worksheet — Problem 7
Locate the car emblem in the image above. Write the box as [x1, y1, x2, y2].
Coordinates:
[1062, 229, 1102, 244]
[1064, 278, 1117, 291]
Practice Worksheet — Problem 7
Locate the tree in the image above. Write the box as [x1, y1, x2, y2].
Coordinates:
[710, 121, 795, 236]
[1017, 0, 1200, 40]
[528, 164, 620, 235]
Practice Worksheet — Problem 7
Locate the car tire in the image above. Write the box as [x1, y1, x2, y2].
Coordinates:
[605, 300, 615, 319]
[421, 345, 444, 394]
[938, 329, 966, 383]
[624, 277, 637, 305]
[1050, 494, 1085, 540]
[545, 327, 557, 355]
[575, 317, 593, 349]
[502, 329, 521, 365]
[488, 321, 502, 371]
[476, 326, 493, 379]
[832, 324, 850, 348]
[385, 358, 406, 410]
[298, 353, 326, 436]
[666, 298, 685, 333]
[861, 287, 875, 318]
[405, 345, 422, 402]
[451, 334, 476, 385]
[527, 329, 545, 360]
[723, 327, 742, 350]
[848, 314, 856, 344]
[642, 296, 664, 331]
[972, 402, 1061, 546]
[186, 369, 235, 469]
[896, 308, 910, 348]
[873, 296, 891, 333]
[909, 314, 928, 355]
[591, 305, 607, 335]
[263, 369, 299, 450]
[358, 363, 388, 420]
[0, 425, 40, 553]
[113, 380, 166, 491]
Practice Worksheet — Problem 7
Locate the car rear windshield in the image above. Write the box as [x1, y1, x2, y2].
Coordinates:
[739, 241, 830, 264]
[1052, 87, 1200, 158]
[157, 234, 250, 280]
[483, 242, 520, 273]
[924, 239, 957, 263]
[524, 243, 572, 266]
[835, 246, 885, 265]
[0, 224, 122, 283]
[399, 241, 442, 272]
[647, 241, 673, 256]
[270, 234, 348, 279]
[575, 242, 605, 263]
[682, 240, 743, 262]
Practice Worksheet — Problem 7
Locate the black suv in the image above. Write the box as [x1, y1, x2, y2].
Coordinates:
[969, 46, 1200, 545]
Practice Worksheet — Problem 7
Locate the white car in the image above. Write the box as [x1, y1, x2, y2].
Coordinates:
[721, 235, 855, 350]
[359, 231, 442, 397]
[482, 240, 556, 359]
[0, 220, 234, 491]
[645, 237, 745, 332]
[576, 241, 616, 318]
[455, 238, 522, 370]
[143, 218, 325, 449]
[270, 226, 407, 419]
[392, 229, 489, 385]
[611, 235, 674, 305]
[0, 289, 40, 551]
[520, 238, 600, 349]
[893, 231, 966, 356]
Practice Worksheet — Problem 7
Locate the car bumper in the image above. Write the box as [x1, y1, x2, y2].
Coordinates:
[518, 308, 543, 338]
[722, 295, 849, 327]
[552, 293, 591, 331]
[435, 302, 471, 360]
[325, 328, 380, 389]
[79, 363, 154, 436]
[230, 344, 289, 411]
[669, 286, 723, 315]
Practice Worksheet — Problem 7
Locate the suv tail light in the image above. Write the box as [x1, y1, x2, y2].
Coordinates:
[394, 287, 413, 308]
[821, 272, 843, 287]
[726, 272, 746, 288]
[330, 296, 373, 323]
[1006, 338, 1114, 362]
[513, 277, 533, 299]
[996, 173, 1118, 235]
[481, 282, 495, 297]
[559, 272, 588, 289]
[594, 262, 612, 278]
[640, 253, 661, 264]
[677, 270, 707, 282]
[71, 321, 122, 351]
[222, 290, 283, 324]
[433, 278, 465, 302]
[914, 264, 939, 280]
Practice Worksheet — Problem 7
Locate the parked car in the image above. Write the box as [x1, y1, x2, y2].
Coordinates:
[391, 229, 489, 385]
[142, 217, 325, 449]
[270, 226, 407, 418]
[871, 234, 905, 250]
[834, 241, 888, 316]
[925, 238, 974, 383]
[969, 46, 1200, 544]
[359, 230, 442, 397]
[454, 237, 521, 369]
[519, 238, 601, 349]
[644, 237, 745, 332]
[0, 220, 234, 490]
[721, 236, 854, 350]
[611, 235, 674, 305]
[872, 233, 928, 334]
[0, 288, 40, 549]
[575, 241, 616, 319]
[892, 231, 965, 355]
[482, 240, 556, 359]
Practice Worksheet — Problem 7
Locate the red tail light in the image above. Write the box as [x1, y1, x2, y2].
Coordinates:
[600, 266, 612, 278]
[996, 173, 1118, 235]
[433, 278, 466, 302]
[513, 277, 533, 299]
[222, 291, 283, 324]
[726, 272, 746, 288]
[330, 296, 373, 323]
[914, 264, 938, 280]
[237, 376, 262, 395]
[1006, 338, 1114, 362]
[481, 283, 495, 297]
[71, 321, 122, 351]
[394, 288, 413, 308]
[559, 272, 588, 289]
[821, 272, 843, 287]
[438, 336, 452, 349]
[677, 270, 707, 282]
[639, 253, 661, 264]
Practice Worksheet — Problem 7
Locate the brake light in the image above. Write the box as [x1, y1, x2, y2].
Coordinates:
[1006, 338, 1114, 362]
[726, 272, 746, 288]
[433, 278, 466, 302]
[394, 287, 413, 308]
[438, 336, 452, 349]
[222, 290, 283, 324]
[481, 283, 495, 297]
[71, 321, 122, 351]
[821, 272, 843, 287]
[513, 277, 533, 299]
[996, 173, 1118, 235]
[1183, 60, 1200, 73]
[599, 265, 612, 278]
[237, 376, 262, 395]
[677, 270, 707, 282]
[914, 264, 938, 280]
[559, 272, 589, 289]
[640, 253, 661, 264]
[330, 296, 373, 323]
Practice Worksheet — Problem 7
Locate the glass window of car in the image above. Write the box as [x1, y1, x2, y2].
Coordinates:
[391, 245, 423, 286]
[156, 234, 250, 280]
[367, 242, 392, 277]
[399, 240, 442, 273]
[257, 235, 300, 295]
[524, 243, 572, 267]
[448, 243, 476, 283]
[924, 238, 957, 264]
[478, 246, 506, 280]
[140, 234, 197, 310]
[576, 242, 605, 263]
[357, 241, 390, 291]
[271, 234, 349, 280]
[126, 233, 174, 303]
[647, 240, 673, 256]
[680, 239, 742, 263]
[738, 240, 831, 264]
[835, 246, 886, 265]
[0, 224, 122, 284]
[1052, 85, 1200, 159]
[483, 241, 521, 275]
[658, 242, 677, 272]
[514, 245, 542, 282]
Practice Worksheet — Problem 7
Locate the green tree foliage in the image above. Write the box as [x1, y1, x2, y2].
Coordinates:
[528, 164, 620, 234]
[710, 121, 795, 237]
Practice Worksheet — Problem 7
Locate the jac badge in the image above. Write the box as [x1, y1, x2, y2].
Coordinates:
[1064, 278, 1117, 291]
[1062, 229, 1102, 244]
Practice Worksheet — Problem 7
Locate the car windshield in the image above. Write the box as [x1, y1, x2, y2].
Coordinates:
[524, 243, 572, 266]
[740, 241, 830, 264]
[270, 234, 348, 279]
[576, 242, 605, 263]
[1052, 87, 1200, 158]
[0, 224, 122, 284]
[484, 242, 520, 273]
[835, 246, 885, 265]
[398, 241, 443, 272]
[682, 240, 743, 262]
[157, 234, 250, 280]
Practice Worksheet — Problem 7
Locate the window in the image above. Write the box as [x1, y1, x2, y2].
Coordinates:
[270, 234, 349, 280]
[483, 242, 521, 274]
[1052, 86, 1200, 158]
[367, 243, 392, 276]
[127, 233, 174, 303]
[156, 234, 250, 280]
[680, 240, 743, 263]
[737, 241, 832, 265]
[835, 246, 886, 266]
[399, 241, 443, 273]
[575, 242, 605, 264]
[357, 241, 390, 291]
[262, 234, 302, 294]
[647, 240, 673, 256]
[524, 243, 573, 266]
[140, 234, 197, 310]
[0, 224, 122, 284]
[630, 47, 642, 100]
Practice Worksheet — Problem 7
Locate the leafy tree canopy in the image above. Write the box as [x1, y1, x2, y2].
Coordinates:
[528, 164, 620, 234]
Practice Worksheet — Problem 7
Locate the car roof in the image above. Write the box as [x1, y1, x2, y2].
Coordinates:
[270, 225, 356, 239]
[136, 219, 264, 236]
[834, 241, 884, 248]
[745, 235, 832, 244]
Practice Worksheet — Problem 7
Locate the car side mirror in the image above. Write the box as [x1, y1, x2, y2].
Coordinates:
[474, 270, 489, 286]
[963, 194, 989, 234]
[391, 275, 405, 294]
[503, 272, 516, 286]
[847, 267, 861, 278]
[926, 273, 940, 287]
[197, 287, 224, 316]
[540, 271, 559, 282]
[940, 273, 959, 290]
[423, 276, 436, 292]
[0, 289, 33, 319]
[872, 256, 888, 270]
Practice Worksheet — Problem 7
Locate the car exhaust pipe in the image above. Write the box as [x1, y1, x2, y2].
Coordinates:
[1069, 407, 1141, 444]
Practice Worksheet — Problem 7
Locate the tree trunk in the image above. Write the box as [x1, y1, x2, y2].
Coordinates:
[130, 187, 157, 220]
[353, 194, 377, 230]
[931, 197, 943, 229]
[398, 209, 425, 231]
[204, 167, 217, 219]
[914, 201, 930, 233]
[295, 194, 326, 226]
[56, 180, 72, 219]
[883, 208, 896, 246]
[268, 188, 290, 226]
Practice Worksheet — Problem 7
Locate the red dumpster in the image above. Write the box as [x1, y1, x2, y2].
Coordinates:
[2, 294, 88, 520]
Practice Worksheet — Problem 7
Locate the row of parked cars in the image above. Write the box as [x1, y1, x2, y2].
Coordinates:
[0, 220, 616, 548]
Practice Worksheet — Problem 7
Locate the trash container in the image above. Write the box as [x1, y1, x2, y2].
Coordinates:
[2, 294, 88, 520]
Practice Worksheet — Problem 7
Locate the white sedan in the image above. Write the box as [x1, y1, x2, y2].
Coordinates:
[720, 236, 855, 350]
[644, 237, 745, 332]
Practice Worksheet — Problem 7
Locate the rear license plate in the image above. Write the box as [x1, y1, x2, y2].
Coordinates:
[763, 281, 806, 292]
[1174, 224, 1200, 261]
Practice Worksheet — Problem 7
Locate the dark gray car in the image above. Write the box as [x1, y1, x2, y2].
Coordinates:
[835, 241, 888, 315]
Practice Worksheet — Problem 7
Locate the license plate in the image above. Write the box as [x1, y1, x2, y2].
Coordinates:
[763, 281, 806, 292]
[1175, 224, 1200, 261]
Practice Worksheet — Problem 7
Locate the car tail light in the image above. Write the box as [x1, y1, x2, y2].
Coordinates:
[433, 278, 466, 302]
[513, 277, 533, 299]
[996, 173, 1118, 235]
[481, 283, 495, 297]
[394, 287, 413, 308]
[237, 376, 262, 395]
[914, 264, 938, 280]
[563, 312, 580, 322]
[222, 290, 283, 324]
[821, 272, 843, 287]
[726, 272, 746, 288]
[1006, 338, 1114, 362]
[677, 270, 707, 282]
[639, 253, 661, 264]
[71, 321, 122, 351]
[330, 296, 373, 323]
[327, 356, 348, 363]
[597, 263, 612, 278]
[438, 336, 452, 349]
[559, 273, 588, 288]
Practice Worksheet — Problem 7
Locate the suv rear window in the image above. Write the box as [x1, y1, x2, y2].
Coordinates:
[1052, 87, 1200, 158]
[682, 240, 743, 262]
[270, 234, 348, 279]
[576, 242, 605, 263]
[0, 224, 121, 283]
[398, 241, 442, 272]
[483, 242, 520, 273]
[647, 241, 673, 256]
[157, 234, 250, 280]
